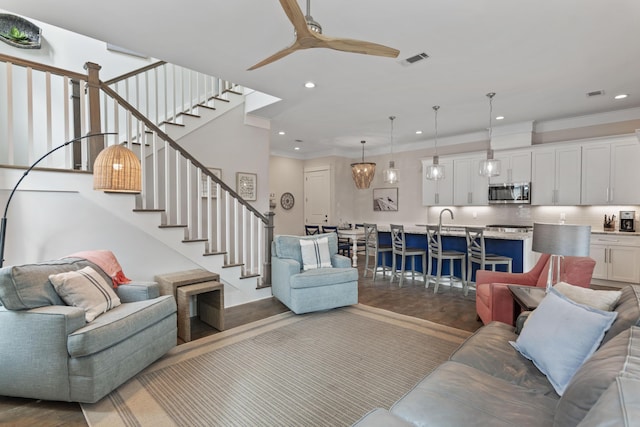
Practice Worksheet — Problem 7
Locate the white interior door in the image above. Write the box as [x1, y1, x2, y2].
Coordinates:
[304, 167, 331, 227]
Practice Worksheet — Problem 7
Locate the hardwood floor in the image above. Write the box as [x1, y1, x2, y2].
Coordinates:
[0, 265, 481, 426]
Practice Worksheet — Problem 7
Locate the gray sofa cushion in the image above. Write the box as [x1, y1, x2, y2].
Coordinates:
[577, 375, 640, 427]
[450, 321, 557, 396]
[602, 284, 640, 346]
[67, 295, 176, 357]
[390, 361, 558, 427]
[554, 326, 640, 427]
[0, 258, 110, 310]
[290, 267, 358, 289]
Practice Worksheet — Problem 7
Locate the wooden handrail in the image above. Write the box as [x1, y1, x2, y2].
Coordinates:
[0, 53, 87, 81]
[103, 60, 167, 86]
[99, 83, 268, 224]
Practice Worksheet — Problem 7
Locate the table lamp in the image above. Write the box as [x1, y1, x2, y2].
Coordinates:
[531, 223, 591, 292]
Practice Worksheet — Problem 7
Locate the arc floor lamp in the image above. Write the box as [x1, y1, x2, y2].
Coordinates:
[0, 133, 141, 268]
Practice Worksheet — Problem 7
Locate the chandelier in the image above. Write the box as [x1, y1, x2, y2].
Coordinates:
[351, 140, 376, 189]
[383, 116, 399, 184]
[425, 105, 445, 180]
[478, 92, 501, 177]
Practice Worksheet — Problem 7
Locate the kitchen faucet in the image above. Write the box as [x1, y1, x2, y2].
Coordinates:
[438, 208, 454, 230]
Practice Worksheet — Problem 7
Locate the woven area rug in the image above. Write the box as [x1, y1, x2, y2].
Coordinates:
[81, 304, 471, 427]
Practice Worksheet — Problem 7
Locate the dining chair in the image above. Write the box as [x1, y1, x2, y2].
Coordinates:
[390, 224, 426, 287]
[305, 225, 320, 235]
[426, 225, 466, 293]
[465, 227, 512, 295]
[322, 225, 351, 257]
[362, 223, 392, 280]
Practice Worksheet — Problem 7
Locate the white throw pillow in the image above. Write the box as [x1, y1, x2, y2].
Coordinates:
[510, 288, 617, 396]
[300, 237, 332, 270]
[49, 266, 121, 322]
[554, 281, 622, 311]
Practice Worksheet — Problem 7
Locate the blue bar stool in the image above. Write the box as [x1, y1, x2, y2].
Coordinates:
[363, 223, 392, 280]
[426, 225, 466, 293]
[390, 224, 426, 287]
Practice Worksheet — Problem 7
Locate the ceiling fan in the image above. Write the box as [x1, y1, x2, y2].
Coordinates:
[248, 0, 400, 70]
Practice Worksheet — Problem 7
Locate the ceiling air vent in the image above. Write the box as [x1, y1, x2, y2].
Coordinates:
[587, 90, 605, 97]
[400, 52, 429, 66]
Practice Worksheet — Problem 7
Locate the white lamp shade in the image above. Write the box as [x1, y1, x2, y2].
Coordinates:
[532, 223, 591, 256]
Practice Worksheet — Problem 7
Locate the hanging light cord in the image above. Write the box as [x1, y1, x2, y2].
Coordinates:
[389, 116, 395, 160]
[361, 140, 365, 162]
[487, 92, 495, 154]
[433, 105, 440, 155]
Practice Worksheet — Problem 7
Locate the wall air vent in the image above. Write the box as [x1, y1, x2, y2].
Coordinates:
[400, 52, 429, 66]
[587, 90, 605, 97]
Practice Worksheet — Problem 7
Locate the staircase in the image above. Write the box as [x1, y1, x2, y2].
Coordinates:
[0, 53, 275, 307]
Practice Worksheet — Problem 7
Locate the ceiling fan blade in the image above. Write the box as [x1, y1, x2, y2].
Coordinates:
[279, 0, 311, 35]
[320, 35, 400, 58]
[247, 44, 300, 70]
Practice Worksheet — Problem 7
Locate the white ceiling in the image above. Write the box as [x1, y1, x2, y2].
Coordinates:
[3, 0, 640, 159]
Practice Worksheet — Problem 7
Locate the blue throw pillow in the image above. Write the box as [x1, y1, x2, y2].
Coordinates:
[510, 288, 617, 396]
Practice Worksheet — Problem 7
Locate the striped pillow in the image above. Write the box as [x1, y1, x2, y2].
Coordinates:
[300, 237, 332, 270]
[49, 266, 121, 322]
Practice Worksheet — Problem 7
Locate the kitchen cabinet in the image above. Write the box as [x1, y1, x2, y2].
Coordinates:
[422, 158, 453, 206]
[581, 139, 640, 205]
[590, 235, 640, 284]
[531, 145, 581, 205]
[453, 154, 488, 205]
[490, 149, 531, 184]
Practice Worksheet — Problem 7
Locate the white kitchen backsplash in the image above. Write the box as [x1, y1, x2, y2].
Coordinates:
[426, 205, 640, 231]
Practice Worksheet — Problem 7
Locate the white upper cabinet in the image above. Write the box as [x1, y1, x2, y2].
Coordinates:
[453, 154, 488, 205]
[422, 158, 454, 206]
[531, 144, 581, 205]
[489, 150, 531, 184]
[581, 138, 640, 205]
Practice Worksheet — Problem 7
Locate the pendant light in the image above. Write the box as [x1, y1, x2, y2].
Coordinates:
[351, 140, 376, 189]
[425, 105, 445, 180]
[383, 115, 399, 184]
[478, 92, 501, 177]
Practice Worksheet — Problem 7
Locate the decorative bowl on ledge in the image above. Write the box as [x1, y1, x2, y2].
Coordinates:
[0, 13, 42, 49]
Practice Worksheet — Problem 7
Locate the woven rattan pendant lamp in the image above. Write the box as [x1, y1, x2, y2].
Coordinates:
[93, 144, 141, 193]
[351, 140, 376, 189]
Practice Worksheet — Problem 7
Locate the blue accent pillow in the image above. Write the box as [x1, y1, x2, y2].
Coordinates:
[510, 287, 617, 395]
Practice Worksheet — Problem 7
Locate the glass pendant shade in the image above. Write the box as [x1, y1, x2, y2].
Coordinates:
[351, 140, 376, 189]
[478, 149, 501, 177]
[383, 160, 399, 184]
[426, 105, 445, 181]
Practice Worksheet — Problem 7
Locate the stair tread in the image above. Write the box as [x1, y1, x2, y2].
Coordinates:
[204, 251, 227, 256]
[211, 95, 230, 103]
[197, 103, 216, 110]
[240, 273, 260, 279]
[222, 263, 244, 268]
[159, 224, 188, 228]
[178, 112, 200, 118]
[183, 238, 208, 243]
[133, 209, 165, 212]
[223, 89, 242, 96]
[161, 121, 185, 127]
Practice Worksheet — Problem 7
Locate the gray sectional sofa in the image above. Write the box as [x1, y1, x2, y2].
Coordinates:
[0, 257, 177, 403]
[355, 284, 640, 426]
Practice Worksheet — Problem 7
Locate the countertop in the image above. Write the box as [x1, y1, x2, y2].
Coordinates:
[376, 224, 532, 241]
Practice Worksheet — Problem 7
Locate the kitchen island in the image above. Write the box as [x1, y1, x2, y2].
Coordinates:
[377, 225, 536, 285]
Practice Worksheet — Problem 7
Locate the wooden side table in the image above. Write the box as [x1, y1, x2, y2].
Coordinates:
[508, 285, 546, 325]
[176, 280, 224, 342]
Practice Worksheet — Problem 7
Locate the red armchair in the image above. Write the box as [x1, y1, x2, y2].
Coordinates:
[475, 254, 596, 325]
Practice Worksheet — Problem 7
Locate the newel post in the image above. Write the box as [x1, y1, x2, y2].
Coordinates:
[262, 211, 275, 287]
[84, 62, 103, 171]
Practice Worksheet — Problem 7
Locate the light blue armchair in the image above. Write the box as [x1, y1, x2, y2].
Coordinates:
[272, 233, 358, 314]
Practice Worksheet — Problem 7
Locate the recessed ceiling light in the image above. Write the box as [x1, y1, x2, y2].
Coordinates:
[496, 116, 505, 120]
[278, 131, 286, 135]
[304, 82, 316, 88]
[294, 147, 300, 150]
[415, 130, 423, 135]
[614, 94, 628, 100]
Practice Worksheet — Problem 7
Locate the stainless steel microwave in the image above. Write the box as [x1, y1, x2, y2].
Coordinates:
[488, 182, 531, 204]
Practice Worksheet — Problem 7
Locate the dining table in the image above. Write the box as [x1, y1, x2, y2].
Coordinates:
[337, 228, 365, 267]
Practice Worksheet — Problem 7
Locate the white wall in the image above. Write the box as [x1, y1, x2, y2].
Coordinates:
[176, 105, 270, 216]
[0, 9, 155, 78]
[0, 168, 199, 280]
[269, 156, 304, 235]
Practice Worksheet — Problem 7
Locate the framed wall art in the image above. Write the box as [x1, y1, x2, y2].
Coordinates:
[236, 172, 257, 201]
[201, 168, 222, 198]
[373, 187, 398, 211]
